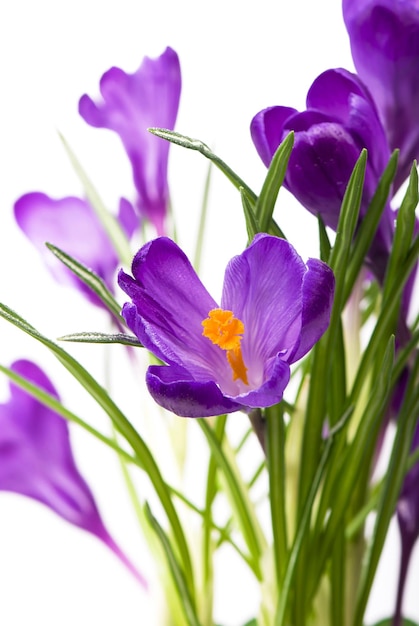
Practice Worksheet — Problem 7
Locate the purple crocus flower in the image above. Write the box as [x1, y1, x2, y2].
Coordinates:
[118, 235, 334, 418]
[0, 359, 147, 586]
[343, 0, 419, 190]
[14, 192, 136, 306]
[395, 422, 419, 626]
[251, 68, 394, 282]
[79, 47, 181, 235]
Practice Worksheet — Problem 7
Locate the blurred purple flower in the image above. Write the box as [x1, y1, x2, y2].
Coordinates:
[395, 421, 419, 625]
[79, 47, 181, 235]
[118, 235, 334, 417]
[14, 192, 136, 307]
[343, 0, 419, 190]
[0, 359, 146, 587]
[251, 68, 395, 282]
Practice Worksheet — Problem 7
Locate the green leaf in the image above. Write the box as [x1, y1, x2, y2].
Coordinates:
[343, 149, 399, 304]
[199, 419, 266, 580]
[145, 503, 202, 626]
[255, 131, 293, 235]
[58, 331, 143, 346]
[308, 338, 395, 607]
[193, 161, 212, 273]
[274, 412, 350, 626]
[58, 132, 133, 266]
[318, 215, 332, 263]
[382, 161, 418, 306]
[297, 150, 367, 517]
[241, 187, 260, 241]
[353, 355, 419, 625]
[46, 243, 124, 321]
[148, 127, 258, 203]
[266, 403, 288, 586]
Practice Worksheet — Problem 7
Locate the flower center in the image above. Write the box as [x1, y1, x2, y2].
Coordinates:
[202, 308, 248, 385]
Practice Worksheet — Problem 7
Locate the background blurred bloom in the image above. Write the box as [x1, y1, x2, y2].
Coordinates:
[251, 68, 394, 282]
[0, 359, 146, 587]
[343, 0, 419, 190]
[79, 47, 181, 235]
[118, 235, 334, 417]
[395, 422, 419, 624]
[14, 192, 136, 306]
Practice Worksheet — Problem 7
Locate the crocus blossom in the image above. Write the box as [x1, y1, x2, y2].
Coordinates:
[395, 421, 419, 624]
[14, 192, 136, 306]
[251, 68, 394, 282]
[0, 359, 146, 587]
[79, 47, 181, 235]
[118, 235, 334, 417]
[343, 0, 419, 190]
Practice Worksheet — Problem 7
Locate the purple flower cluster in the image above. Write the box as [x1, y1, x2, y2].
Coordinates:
[14, 48, 181, 306]
[251, 2, 419, 621]
[251, 0, 419, 288]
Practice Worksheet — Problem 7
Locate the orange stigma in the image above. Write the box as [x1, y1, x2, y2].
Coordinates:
[202, 308, 248, 384]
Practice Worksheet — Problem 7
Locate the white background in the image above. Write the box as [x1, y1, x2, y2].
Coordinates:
[0, 0, 418, 624]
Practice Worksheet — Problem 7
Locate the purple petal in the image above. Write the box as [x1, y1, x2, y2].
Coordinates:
[343, 0, 419, 188]
[250, 106, 297, 166]
[221, 234, 306, 371]
[285, 122, 363, 230]
[288, 258, 335, 362]
[118, 197, 139, 239]
[118, 238, 232, 381]
[14, 192, 118, 306]
[231, 356, 291, 409]
[306, 68, 391, 177]
[79, 47, 181, 233]
[0, 360, 147, 587]
[146, 364, 241, 417]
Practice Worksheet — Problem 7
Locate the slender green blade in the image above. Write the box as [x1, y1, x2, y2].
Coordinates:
[148, 128, 258, 203]
[46, 243, 124, 321]
[58, 331, 143, 346]
[255, 131, 293, 234]
[59, 132, 133, 266]
[199, 419, 265, 580]
[145, 504, 201, 626]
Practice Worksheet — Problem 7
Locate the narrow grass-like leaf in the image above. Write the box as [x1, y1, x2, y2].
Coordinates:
[202, 415, 226, 624]
[318, 215, 332, 263]
[382, 162, 418, 306]
[145, 503, 201, 626]
[353, 357, 419, 626]
[298, 151, 367, 516]
[199, 419, 265, 580]
[193, 161, 212, 273]
[241, 187, 260, 241]
[46, 243, 124, 321]
[343, 150, 399, 304]
[0, 301, 195, 594]
[59, 331, 143, 346]
[308, 337, 395, 604]
[275, 413, 349, 626]
[266, 403, 287, 586]
[349, 236, 418, 406]
[149, 128, 258, 204]
[59, 132, 133, 266]
[255, 132, 293, 234]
